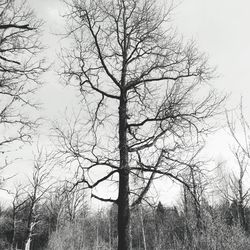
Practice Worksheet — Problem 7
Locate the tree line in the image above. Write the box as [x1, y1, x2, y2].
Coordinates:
[1, 180, 250, 249]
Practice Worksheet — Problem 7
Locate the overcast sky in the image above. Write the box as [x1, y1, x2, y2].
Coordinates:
[176, 0, 250, 101]
[26, 0, 250, 118]
[26, 0, 250, 122]
[2, 0, 250, 206]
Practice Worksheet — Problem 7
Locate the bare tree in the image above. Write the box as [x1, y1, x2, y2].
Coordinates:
[23, 148, 54, 250]
[0, 0, 46, 159]
[60, 183, 88, 225]
[224, 102, 250, 230]
[10, 185, 28, 250]
[43, 187, 66, 235]
[182, 163, 210, 249]
[56, 0, 224, 249]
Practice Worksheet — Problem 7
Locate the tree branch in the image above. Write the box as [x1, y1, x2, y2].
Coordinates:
[0, 24, 34, 30]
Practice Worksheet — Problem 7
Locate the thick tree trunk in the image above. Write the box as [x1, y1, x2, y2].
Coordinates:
[118, 94, 130, 250]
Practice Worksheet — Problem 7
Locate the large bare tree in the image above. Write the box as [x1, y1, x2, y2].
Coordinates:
[56, 0, 224, 249]
[0, 0, 45, 161]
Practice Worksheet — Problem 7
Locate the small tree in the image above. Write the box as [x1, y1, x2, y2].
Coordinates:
[224, 102, 250, 231]
[23, 149, 54, 250]
[10, 185, 29, 250]
[57, 0, 224, 249]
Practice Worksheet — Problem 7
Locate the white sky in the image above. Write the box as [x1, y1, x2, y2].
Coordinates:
[175, 0, 250, 102]
[27, 0, 250, 103]
[27, 0, 250, 120]
[2, 0, 250, 207]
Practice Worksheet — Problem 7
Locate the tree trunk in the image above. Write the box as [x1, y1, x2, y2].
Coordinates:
[25, 220, 37, 250]
[11, 212, 17, 250]
[139, 206, 147, 250]
[190, 167, 202, 232]
[25, 238, 31, 250]
[238, 200, 247, 230]
[238, 179, 247, 231]
[109, 211, 112, 250]
[118, 94, 130, 250]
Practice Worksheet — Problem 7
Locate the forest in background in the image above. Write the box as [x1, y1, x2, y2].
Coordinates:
[0, 0, 250, 249]
[1, 176, 250, 250]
